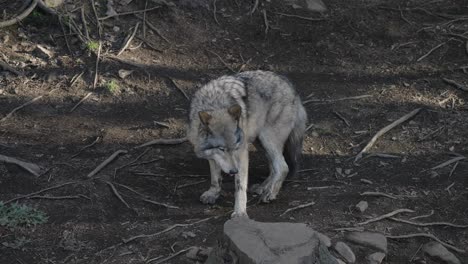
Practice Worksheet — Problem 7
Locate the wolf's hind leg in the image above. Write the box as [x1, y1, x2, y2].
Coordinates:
[200, 160, 222, 204]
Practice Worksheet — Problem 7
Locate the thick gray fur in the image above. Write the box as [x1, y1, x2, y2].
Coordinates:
[188, 70, 307, 218]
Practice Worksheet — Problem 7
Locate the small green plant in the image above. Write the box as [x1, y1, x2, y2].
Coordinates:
[0, 202, 48, 228]
[85, 40, 100, 52]
[104, 80, 119, 94]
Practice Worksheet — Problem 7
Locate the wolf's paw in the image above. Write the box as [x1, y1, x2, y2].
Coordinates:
[200, 189, 220, 204]
[258, 181, 282, 203]
[231, 211, 249, 219]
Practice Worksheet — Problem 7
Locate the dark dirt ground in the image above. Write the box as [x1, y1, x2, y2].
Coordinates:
[0, 0, 467, 263]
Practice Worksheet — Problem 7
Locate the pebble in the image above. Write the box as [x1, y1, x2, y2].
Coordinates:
[366, 252, 385, 264]
[333, 241, 356, 263]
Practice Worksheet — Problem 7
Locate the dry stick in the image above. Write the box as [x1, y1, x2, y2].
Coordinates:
[136, 137, 187, 149]
[262, 9, 269, 35]
[280, 201, 315, 216]
[135, 14, 170, 44]
[448, 161, 459, 178]
[149, 247, 194, 264]
[117, 22, 140, 56]
[142, 198, 180, 209]
[357, 208, 414, 226]
[249, 0, 259, 15]
[113, 182, 179, 209]
[213, 0, 220, 25]
[90, 0, 102, 38]
[99, 6, 161, 20]
[354, 108, 421, 162]
[274, 12, 326, 21]
[142, 0, 148, 38]
[87, 150, 128, 178]
[28, 195, 82, 200]
[442, 78, 468, 92]
[360, 191, 399, 200]
[0, 154, 42, 177]
[0, 60, 22, 76]
[70, 136, 101, 158]
[105, 181, 131, 209]
[0, 0, 38, 28]
[134, 172, 207, 178]
[93, 41, 102, 89]
[387, 233, 465, 253]
[333, 111, 350, 127]
[81, 6, 90, 40]
[431, 156, 466, 170]
[416, 42, 445, 62]
[4, 181, 78, 204]
[303, 94, 371, 105]
[206, 50, 235, 72]
[70, 92, 93, 113]
[70, 71, 85, 87]
[166, 77, 189, 100]
[123, 217, 213, 243]
[0, 96, 43, 123]
[176, 179, 207, 190]
[389, 217, 468, 228]
[410, 210, 434, 220]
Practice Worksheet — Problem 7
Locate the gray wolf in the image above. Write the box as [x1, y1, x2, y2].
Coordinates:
[188, 70, 307, 218]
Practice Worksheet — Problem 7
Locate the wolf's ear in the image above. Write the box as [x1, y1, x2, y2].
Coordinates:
[198, 111, 212, 126]
[228, 104, 242, 121]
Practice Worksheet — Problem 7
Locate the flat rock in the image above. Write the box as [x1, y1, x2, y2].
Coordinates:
[422, 242, 461, 264]
[333, 241, 356, 263]
[366, 252, 385, 264]
[345, 232, 387, 253]
[223, 218, 338, 264]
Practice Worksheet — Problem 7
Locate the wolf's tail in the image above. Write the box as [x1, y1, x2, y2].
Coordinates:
[284, 101, 307, 178]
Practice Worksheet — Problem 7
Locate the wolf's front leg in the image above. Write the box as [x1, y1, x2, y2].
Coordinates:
[231, 147, 249, 218]
[200, 160, 222, 204]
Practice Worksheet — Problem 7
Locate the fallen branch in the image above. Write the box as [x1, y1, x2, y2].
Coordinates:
[149, 247, 194, 264]
[105, 181, 131, 209]
[280, 201, 315, 216]
[360, 191, 399, 200]
[442, 78, 468, 92]
[4, 181, 78, 204]
[303, 95, 371, 105]
[70, 92, 93, 113]
[123, 217, 213, 243]
[117, 22, 140, 56]
[0, 154, 42, 177]
[87, 150, 128, 178]
[389, 217, 468, 228]
[0, 0, 38, 28]
[416, 42, 445, 62]
[136, 137, 187, 149]
[357, 208, 414, 226]
[0, 60, 22, 76]
[386, 233, 465, 253]
[431, 156, 466, 170]
[355, 108, 422, 162]
[0, 95, 43, 122]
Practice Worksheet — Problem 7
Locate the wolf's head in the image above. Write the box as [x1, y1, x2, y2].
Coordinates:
[194, 104, 244, 175]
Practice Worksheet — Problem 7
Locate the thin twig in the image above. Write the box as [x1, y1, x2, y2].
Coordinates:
[448, 161, 459, 178]
[280, 201, 315, 216]
[70, 136, 101, 158]
[0, 96, 43, 122]
[249, 0, 259, 15]
[70, 92, 93, 113]
[81, 6, 90, 40]
[355, 108, 421, 162]
[4, 181, 78, 204]
[333, 111, 350, 127]
[135, 15, 170, 44]
[114, 149, 149, 176]
[442, 78, 468, 92]
[274, 12, 326, 22]
[166, 77, 189, 100]
[58, 17, 73, 56]
[117, 22, 140, 56]
[100, 6, 161, 20]
[262, 9, 269, 35]
[389, 217, 468, 228]
[136, 137, 187, 149]
[357, 208, 414, 225]
[0, 0, 38, 28]
[105, 181, 131, 209]
[206, 50, 235, 72]
[87, 150, 128, 178]
[0, 154, 42, 176]
[410, 210, 434, 220]
[431, 156, 466, 170]
[123, 217, 213, 243]
[143, 0, 148, 38]
[176, 180, 207, 190]
[28, 195, 82, 200]
[213, 0, 220, 25]
[90, 0, 102, 38]
[0, 60, 22, 76]
[149, 247, 194, 264]
[93, 41, 102, 89]
[360, 191, 399, 200]
[142, 198, 180, 209]
[303, 95, 371, 105]
[416, 43, 445, 62]
[386, 233, 465, 253]
[70, 71, 85, 87]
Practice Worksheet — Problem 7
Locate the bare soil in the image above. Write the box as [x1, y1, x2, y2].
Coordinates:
[0, 0, 467, 263]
